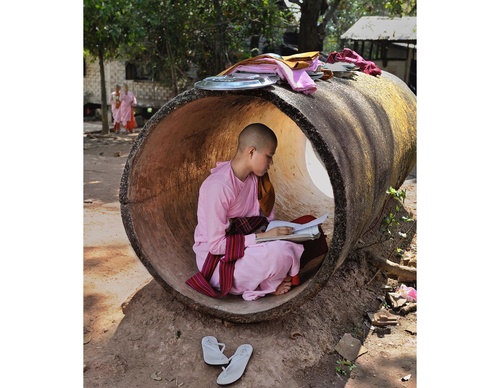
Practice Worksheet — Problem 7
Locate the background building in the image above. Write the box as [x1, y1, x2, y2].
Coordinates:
[341, 16, 416, 93]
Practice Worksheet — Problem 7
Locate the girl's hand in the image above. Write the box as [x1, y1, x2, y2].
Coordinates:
[257, 226, 294, 239]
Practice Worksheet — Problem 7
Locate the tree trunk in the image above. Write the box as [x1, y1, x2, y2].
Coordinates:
[166, 41, 178, 96]
[297, 0, 340, 53]
[98, 48, 110, 135]
[213, 0, 227, 72]
[298, 0, 323, 52]
[250, 35, 260, 54]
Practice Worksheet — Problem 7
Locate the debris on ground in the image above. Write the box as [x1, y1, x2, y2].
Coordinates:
[367, 309, 400, 326]
[334, 333, 368, 361]
[401, 373, 412, 381]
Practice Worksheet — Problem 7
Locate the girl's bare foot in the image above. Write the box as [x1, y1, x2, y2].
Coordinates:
[272, 276, 292, 295]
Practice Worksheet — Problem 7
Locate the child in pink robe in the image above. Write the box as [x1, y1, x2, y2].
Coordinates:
[192, 123, 304, 301]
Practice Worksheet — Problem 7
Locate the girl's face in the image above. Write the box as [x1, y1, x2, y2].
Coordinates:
[250, 143, 276, 177]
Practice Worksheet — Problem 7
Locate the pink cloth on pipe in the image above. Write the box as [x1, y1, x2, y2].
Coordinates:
[224, 57, 319, 94]
[193, 161, 303, 301]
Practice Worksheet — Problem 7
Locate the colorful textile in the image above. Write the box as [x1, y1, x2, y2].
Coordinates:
[186, 216, 268, 297]
[326, 48, 382, 76]
[119, 90, 137, 130]
[125, 108, 136, 132]
[220, 52, 321, 94]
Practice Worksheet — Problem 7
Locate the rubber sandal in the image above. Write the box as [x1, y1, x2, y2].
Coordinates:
[216, 344, 253, 385]
[202, 336, 230, 366]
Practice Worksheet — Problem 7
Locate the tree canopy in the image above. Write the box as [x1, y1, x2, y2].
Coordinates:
[84, 0, 416, 98]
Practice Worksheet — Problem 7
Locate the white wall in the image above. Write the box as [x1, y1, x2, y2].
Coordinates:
[84, 58, 174, 108]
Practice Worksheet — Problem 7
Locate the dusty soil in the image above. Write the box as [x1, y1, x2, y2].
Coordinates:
[84, 124, 417, 388]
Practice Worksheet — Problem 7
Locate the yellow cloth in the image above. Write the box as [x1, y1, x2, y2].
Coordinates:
[280, 51, 320, 68]
[257, 173, 275, 217]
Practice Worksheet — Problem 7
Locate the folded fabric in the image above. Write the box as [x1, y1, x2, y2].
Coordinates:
[326, 48, 382, 76]
[222, 51, 320, 72]
[220, 52, 320, 94]
[281, 51, 321, 68]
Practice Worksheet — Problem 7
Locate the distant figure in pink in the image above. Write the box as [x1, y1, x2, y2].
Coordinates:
[186, 123, 304, 301]
[109, 84, 121, 133]
[119, 83, 136, 133]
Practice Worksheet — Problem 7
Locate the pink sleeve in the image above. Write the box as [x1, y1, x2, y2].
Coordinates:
[203, 180, 232, 255]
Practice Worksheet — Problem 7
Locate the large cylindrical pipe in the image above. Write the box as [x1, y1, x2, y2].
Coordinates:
[120, 71, 416, 323]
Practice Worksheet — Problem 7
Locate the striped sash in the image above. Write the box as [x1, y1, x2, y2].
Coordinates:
[186, 216, 268, 298]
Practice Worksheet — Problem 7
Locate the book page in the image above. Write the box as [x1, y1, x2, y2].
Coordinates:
[265, 213, 328, 233]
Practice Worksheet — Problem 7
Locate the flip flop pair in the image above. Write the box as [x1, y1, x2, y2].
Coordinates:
[201, 336, 253, 385]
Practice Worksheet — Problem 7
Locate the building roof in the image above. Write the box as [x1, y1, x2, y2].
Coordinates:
[341, 16, 416, 42]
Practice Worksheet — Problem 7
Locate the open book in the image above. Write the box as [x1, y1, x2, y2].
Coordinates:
[255, 213, 328, 243]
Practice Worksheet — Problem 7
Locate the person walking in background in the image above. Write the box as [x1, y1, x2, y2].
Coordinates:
[119, 83, 137, 133]
[109, 84, 121, 133]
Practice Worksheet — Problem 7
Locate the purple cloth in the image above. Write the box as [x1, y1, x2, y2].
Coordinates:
[326, 48, 382, 76]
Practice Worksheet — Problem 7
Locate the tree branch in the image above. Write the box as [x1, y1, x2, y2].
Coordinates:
[365, 250, 416, 282]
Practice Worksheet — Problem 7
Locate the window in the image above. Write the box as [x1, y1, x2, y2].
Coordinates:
[125, 62, 153, 81]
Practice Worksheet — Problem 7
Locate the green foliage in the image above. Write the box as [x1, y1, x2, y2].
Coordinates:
[381, 186, 413, 238]
[336, 359, 357, 376]
[109, 0, 293, 86]
[83, 0, 141, 60]
[356, 184, 415, 259]
[386, 186, 407, 204]
[83, 0, 416, 89]
[382, 0, 417, 16]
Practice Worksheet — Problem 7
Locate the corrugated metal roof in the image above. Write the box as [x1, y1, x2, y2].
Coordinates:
[341, 16, 416, 41]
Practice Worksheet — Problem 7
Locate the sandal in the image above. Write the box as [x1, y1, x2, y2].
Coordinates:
[216, 344, 253, 385]
[202, 336, 230, 366]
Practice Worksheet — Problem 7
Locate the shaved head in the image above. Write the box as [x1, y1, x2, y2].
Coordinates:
[237, 123, 277, 152]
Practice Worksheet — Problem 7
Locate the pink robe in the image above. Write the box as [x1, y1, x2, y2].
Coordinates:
[119, 90, 136, 126]
[193, 161, 303, 301]
[109, 91, 121, 122]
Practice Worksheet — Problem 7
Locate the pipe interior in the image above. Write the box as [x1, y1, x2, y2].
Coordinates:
[126, 95, 335, 314]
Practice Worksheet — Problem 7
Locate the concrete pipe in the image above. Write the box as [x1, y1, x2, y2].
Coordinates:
[120, 71, 416, 323]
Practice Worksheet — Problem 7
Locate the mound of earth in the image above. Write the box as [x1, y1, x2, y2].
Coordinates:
[84, 127, 417, 387]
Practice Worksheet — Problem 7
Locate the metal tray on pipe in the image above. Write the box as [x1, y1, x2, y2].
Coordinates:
[194, 72, 279, 91]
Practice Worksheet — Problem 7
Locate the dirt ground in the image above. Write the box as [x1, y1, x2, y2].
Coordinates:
[83, 123, 417, 388]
